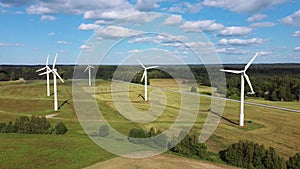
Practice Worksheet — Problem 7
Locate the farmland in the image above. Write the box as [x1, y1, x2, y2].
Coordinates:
[0, 78, 300, 168]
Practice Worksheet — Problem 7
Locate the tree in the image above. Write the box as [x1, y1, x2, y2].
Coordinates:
[287, 152, 300, 169]
[99, 124, 109, 137]
[54, 121, 68, 135]
[220, 141, 286, 169]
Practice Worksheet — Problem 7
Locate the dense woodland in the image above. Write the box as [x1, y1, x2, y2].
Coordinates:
[1, 64, 300, 101]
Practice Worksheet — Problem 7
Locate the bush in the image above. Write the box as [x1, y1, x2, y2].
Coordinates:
[287, 152, 300, 169]
[54, 121, 68, 135]
[170, 130, 207, 159]
[99, 124, 109, 137]
[219, 140, 286, 169]
[128, 127, 148, 144]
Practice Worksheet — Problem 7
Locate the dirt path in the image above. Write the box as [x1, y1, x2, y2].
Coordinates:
[85, 154, 237, 169]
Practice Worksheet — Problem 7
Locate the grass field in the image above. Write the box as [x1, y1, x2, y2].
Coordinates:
[0, 79, 300, 168]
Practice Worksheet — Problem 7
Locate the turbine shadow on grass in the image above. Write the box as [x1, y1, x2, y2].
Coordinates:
[209, 110, 239, 126]
[58, 98, 71, 110]
[138, 94, 145, 100]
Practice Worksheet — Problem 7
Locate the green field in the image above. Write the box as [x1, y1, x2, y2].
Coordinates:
[0, 79, 300, 168]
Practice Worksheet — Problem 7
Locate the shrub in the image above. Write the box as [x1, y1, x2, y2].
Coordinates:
[287, 152, 300, 169]
[99, 124, 109, 137]
[128, 127, 148, 144]
[219, 140, 286, 169]
[54, 121, 68, 135]
[170, 130, 207, 159]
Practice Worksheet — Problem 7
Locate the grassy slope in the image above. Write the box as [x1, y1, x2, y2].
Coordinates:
[1, 79, 300, 168]
[0, 80, 115, 169]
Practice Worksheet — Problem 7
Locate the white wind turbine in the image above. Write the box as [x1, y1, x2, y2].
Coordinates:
[84, 65, 95, 86]
[137, 59, 159, 101]
[39, 53, 64, 111]
[220, 52, 259, 126]
[36, 55, 51, 96]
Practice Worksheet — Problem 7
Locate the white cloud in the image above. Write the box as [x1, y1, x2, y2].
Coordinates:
[169, 2, 202, 14]
[97, 26, 142, 39]
[57, 41, 72, 45]
[27, 5, 55, 14]
[128, 34, 188, 48]
[40, 15, 56, 21]
[128, 49, 143, 53]
[280, 10, 300, 27]
[247, 14, 267, 22]
[83, 8, 139, 20]
[292, 30, 300, 37]
[163, 14, 183, 25]
[218, 26, 252, 37]
[0, 42, 24, 47]
[48, 32, 55, 36]
[258, 51, 273, 56]
[80, 45, 91, 49]
[186, 41, 211, 48]
[216, 47, 249, 55]
[249, 22, 276, 28]
[202, 0, 288, 13]
[180, 20, 224, 32]
[135, 0, 160, 11]
[294, 46, 300, 51]
[78, 23, 100, 31]
[219, 38, 266, 46]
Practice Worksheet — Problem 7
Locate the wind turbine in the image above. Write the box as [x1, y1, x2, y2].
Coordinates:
[137, 59, 158, 101]
[220, 52, 259, 126]
[39, 53, 64, 111]
[36, 55, 51, 96]
[84, 65, 95, 86]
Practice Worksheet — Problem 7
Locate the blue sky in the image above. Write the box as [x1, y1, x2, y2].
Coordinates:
[0, 0, 300, 65]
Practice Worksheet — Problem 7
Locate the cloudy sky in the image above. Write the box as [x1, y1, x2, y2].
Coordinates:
[0, 0, 300, 64]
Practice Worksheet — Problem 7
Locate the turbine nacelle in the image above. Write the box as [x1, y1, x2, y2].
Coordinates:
[84, 65, 95, 72]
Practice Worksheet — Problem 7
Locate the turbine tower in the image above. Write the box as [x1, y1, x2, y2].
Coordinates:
[220, 52, 259, 126]
[137, 59, 158, 101]
[84, 65, 95, 86]
[39, 53, 64, 111]
[36, 55, 51, 96]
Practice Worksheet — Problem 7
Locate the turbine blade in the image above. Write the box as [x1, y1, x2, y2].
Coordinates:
[137, 59, 146, 69]
[220, 69, 243, 74]
[46, 66, 51, 71]
[89, 65, 95, 69]
[53, 70, 64, 83]
[39, 70, 52, 76]
[84, 66, 89, 72]
[53, 53, 58, 69]
[36, 67, 46, 72]
[244, 73, 255, 94]
[244, 52, 259, 71]
[46, 54, 49, 66]
[146, 66, 159, 69]
[140, 71, 146, 82]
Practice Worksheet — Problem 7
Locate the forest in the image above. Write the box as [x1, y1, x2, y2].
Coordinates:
[1, 64, 300, 102]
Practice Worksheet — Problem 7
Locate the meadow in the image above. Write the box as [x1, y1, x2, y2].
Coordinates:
[0, 78, 300, 168]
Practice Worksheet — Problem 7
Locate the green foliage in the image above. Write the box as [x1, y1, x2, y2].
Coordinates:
[190, 87, 197, 93]
[99, 124, 109, 137]
[128, 127, 168, 149]
[286, 152, 300, 169]
[0, 116, 52, 134]
[54, 121, 68, 135]
[219, 140, 286, 169]
[169, 130, 208, 159]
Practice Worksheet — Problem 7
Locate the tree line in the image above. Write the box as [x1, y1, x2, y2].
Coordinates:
[1, 64, 300, 101]
[0, 116, 68, 135]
